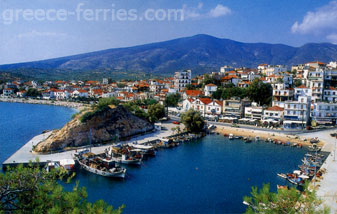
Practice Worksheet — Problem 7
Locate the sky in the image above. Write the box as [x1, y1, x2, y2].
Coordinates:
[0, 0, 336, 64]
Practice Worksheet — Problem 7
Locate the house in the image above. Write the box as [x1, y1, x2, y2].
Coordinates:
[204, 84, 217, 96]
[205, 100, 223, 115]
[323, 87, 337, 103]
[2, 88, 14, 97]
[294, 85, 312, 100]
[16, 90, 26, 98]
[221, 75, 240, 86]
[183, 90, 203, 99]
[72, 89, 89, 98]
[174, 70, 192, 91]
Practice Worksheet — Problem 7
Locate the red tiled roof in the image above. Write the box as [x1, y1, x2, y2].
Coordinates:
[185, 90, 202, 97]
[199, 98, 212, 105]
[266, 106, 284, 111]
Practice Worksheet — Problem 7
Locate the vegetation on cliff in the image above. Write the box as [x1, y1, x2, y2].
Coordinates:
[0, 162, 124, 213]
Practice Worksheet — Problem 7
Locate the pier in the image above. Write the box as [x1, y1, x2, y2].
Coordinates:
[2, 122, 180, 170]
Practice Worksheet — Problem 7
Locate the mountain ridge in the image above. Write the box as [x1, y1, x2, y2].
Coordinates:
[1, 34, 337, 78]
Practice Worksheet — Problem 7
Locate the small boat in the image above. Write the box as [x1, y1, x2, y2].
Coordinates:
[255, 136, 260, 141]
[74, 150, 126, 178]
[277, 173, 287, 179]
[234, 136, 242, 139]
[45, 161, 60, 172]
[284, 142, 291, 146]
[308, 145, 321, 152]
[297, 143, 303, 148]
[310, 137, 319, 144]
[224, 134, 228, 137]
[229, 133, 234, 140]
[244, 137, 252, 143]
[291, 143, 298, 147]
[59, 159, 76, 172]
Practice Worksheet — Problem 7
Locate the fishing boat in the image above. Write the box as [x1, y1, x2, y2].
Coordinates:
[308, 144, 321, 152]
[74, 150, 126, 178]
[129, 143, 157, 156]
[234, 136, 242, 139]
[255, 136, 260, 141]
[277, 173, 287, 179]
[291, 143, 298, 147]
[106, 147, 142, 165]
[229, 133, 234, 140]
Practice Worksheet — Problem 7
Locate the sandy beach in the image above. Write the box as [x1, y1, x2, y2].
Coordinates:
[215, 125, 325, 147]
[0, 97, 89, 111]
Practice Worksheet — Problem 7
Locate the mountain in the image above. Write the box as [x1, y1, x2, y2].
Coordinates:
[2, 34, 337, 79]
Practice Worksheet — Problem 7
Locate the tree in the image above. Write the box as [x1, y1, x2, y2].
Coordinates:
[243, 183, 329, 214]
[246, 78, 272, 105]
[148, 103, 165, 123]
[165, 93, 181, 107]
[294, 79, 302, 87]
[97, 97, 120, 109]
[181, 109, 205, 133]
[0, 162, 124, 213]
[25, 88, 41, 97]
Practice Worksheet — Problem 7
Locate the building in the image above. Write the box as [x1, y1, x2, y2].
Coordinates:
[263, 106, 284, 122]
[312, 102, 337, 125]
[174, 70, 191, 92]
[244, 103, 264, 120]
[223, 98, 250, 118]
[323, 87, 337, 103]
[283, 96, 311, 129]
[272, 83, 294, 108]
[2, 88, 14, 97]
[204, 84, 217, 96]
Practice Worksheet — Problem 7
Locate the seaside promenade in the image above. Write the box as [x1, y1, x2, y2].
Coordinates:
[2, 122, 179, 169]
[299, 129, 337, 213]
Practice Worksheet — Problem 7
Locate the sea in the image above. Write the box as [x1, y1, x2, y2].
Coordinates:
[0, 102, 308, 214]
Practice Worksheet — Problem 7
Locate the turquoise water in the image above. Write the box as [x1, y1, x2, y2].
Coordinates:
[0, 102, 308, 213]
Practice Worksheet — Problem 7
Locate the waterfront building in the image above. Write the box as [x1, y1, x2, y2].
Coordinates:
[2, 88, 14, 97]
[174, 70, 192, 92]
[323, 87, 337, 103]
[223, 98, 251, 118]
[312, 102, 337, 125]
[263, 106, 284, 123]
[244, 103, 264, 120]
[283, 96, 311, 129]
[294, 85, 312, 100]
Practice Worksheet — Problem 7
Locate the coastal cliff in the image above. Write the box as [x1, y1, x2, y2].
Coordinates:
[34, 105, 154, 152]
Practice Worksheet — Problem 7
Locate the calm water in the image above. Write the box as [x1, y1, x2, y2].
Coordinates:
[0, 102, 308, 213]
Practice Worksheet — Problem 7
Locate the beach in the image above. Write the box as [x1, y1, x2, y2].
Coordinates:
[0, 97, 89, 111]
[215, 125, 324, 147]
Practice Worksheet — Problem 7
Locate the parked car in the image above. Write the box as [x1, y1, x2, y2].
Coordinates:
[172, 121, 180, 125]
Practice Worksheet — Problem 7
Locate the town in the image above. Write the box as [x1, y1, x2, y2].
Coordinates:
[1, 60, 337, 130]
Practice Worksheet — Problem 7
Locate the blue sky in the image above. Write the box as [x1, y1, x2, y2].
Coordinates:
[0, 0, 336, 64]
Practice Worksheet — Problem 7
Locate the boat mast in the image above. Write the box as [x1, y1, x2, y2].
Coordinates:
[89, 128, 92, 152]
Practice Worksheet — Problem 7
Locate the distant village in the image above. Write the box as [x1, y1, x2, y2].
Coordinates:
[1, 61, 337, 130]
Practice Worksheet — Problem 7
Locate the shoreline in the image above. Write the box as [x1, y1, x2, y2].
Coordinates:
[215, 125, 324, 147]
[0, 97, 89, 111]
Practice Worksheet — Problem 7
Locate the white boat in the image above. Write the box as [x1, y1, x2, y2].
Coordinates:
[107, 147, 142, 165]
[277, 173, 287, 179]
[59, 159, 76, 171]
[74, 151, 126, 178]
[255, 136, 260, 141]
[45, 161, 60, 172]
[129, 143, 157, 156]
[229, 133, 234, 140]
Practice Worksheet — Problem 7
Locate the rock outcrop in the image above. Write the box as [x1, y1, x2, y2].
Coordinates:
[34, 105, 154, 152]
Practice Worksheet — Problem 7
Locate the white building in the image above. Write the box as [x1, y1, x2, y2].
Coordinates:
[323, 87, 337, 103]
[283, 96, 311, 129]
[263, 106, 284, 122]
[174, 70, 191, 92]
[204, 84, 217, 96]
[244, 103, 264, 120]
[312, 102, 337, 125]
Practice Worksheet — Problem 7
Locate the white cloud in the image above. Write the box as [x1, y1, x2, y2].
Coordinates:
[327, 33, 337, 44]
[291, 0, 337, 43]
[208, 4, 231, 18]
[16, 30, 67, 39]
[183, 3, 231, 20]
